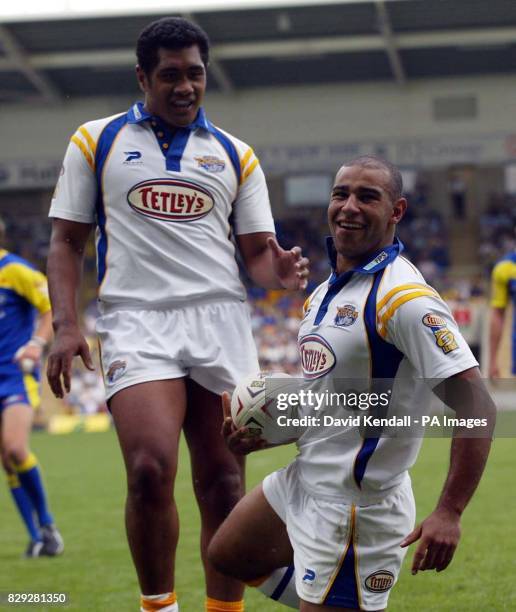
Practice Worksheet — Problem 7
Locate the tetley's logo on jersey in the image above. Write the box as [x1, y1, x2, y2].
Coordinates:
[299, 334, 336, 379]
[127, 179, 214, 222]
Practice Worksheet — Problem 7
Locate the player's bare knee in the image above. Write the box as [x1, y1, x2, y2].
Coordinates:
[207, 534, 250, 581]
[4, 443, 28, 467]
[206, 532, 233, 575]
[194, 469, 243, 514]
[127, 452, 174, 505]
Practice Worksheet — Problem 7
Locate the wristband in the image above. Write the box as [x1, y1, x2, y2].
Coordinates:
[28, 336, 47, 349]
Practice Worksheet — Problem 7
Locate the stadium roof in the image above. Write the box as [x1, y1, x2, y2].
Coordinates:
[1, 0, 516, 103]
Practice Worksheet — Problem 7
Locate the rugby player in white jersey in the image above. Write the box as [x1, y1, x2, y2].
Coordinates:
[46, 17, 308, 612]
[209, 156, 495, 611]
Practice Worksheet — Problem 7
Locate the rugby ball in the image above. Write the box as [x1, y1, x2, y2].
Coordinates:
[230, 372, 298, 445]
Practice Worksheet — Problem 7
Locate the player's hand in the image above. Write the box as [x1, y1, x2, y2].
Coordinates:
[267, 237, 309, 291]
[400, 507, 461, 574]
[13, 342, 43, 367]
[47, 324, 94, 398]
[221, 391, 267, 455]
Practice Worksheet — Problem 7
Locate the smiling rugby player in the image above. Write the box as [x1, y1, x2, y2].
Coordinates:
[46, 17, 309, 612]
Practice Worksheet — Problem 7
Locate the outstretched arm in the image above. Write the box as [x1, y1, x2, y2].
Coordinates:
[401, 367, 495, 574]
[46, 218, 95, 398]
[237, 232, 309, 290]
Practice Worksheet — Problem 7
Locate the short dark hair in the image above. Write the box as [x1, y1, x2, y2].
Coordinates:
[136, 17, 210, 74]
[343, 155, 403, 202]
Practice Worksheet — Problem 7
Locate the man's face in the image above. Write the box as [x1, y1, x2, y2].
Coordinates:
[327, 164, 406, 272]
[136, 46, 206, 128]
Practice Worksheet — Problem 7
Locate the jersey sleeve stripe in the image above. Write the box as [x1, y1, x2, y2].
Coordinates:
[241, 158, 259, 183]
[71, 135, 94, 171]
[377, 289, 437, 338]
[79, 126, 97, 156]
[240, 147, 254, 171]
[377, 283, 437, 312]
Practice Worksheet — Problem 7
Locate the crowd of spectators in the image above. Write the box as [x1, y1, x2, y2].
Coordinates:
[478, 195, 516, 273]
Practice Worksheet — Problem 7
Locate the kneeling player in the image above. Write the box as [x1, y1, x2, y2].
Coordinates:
[209, 157, 495, 610]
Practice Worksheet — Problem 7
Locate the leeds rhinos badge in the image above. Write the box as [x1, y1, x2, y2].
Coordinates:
[195, 155, 225, 173]
[334, 304, 359, 327]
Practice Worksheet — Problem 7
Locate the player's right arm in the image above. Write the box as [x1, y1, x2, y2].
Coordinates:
[47, 123, 98, 397]
[46, 219, 95, 398]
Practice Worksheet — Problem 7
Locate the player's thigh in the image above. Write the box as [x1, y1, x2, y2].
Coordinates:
[211, 483, 292, 569]
[1, 403, 33, 450]
[183, 379, 244, 484]
[300, 602, 383, 612]
[110, 379, 187, 476]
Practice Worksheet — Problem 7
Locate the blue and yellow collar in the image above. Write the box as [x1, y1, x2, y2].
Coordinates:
[126, 102, 213, 133]
[326, 236, 404, 285]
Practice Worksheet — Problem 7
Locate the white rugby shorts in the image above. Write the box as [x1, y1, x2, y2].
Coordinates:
[96, 300, 259, 400]
[263, 461, 415, 610]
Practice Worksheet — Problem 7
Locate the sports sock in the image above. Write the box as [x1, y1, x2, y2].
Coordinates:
[14, 453, 54, 527]
[251, 565, 299, 608]
[205, 597, 244, 612]
[140, 592, 178, 612]
[7, 473, 41, 542]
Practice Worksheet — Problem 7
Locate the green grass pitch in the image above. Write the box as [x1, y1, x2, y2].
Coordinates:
[1, 430, 515, 611]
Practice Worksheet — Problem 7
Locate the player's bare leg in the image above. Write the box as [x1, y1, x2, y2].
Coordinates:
[110, 379, 187, 595]
[300, 604, 384, 612]
[183, 380, 246, 601]
[1, 403, 62, 557]
[1, 403, 33, 467]
[208, 483, 293, 581]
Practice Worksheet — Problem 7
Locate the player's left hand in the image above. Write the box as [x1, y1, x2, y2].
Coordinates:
[400, 507, 461, 574]
[267, 237, 309, 291]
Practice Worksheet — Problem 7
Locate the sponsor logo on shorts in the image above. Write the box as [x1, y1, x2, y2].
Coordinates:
[365, 570, 394, 592]
[299, 334, 336, 379]
[127, 179, 214, 222]
[107, 360, 127, 384]
[195, 155, 225, 173]
[334, 304, 358, 327]
[422, 313, 458, 354]
[302, 568, 316, 583]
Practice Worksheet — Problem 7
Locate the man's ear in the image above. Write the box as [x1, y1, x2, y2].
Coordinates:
[392, 197, 407, 225]
[135, 65, 147, 94]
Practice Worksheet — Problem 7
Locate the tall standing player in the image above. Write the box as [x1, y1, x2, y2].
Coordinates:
[0, 216, 63, 557]
[489, 249, 516, 378]
[209, 157, 495, 611]
[46, 17, 308, 612]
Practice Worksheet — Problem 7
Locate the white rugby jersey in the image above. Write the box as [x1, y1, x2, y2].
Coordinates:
[49, 103, 275, 308]
[295, 238, 478, 505]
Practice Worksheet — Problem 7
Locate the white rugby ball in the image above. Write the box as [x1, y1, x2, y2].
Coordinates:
[230, 372, 298, 445]
[20, 358, 36, 374]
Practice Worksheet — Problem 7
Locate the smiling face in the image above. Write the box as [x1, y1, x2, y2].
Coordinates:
[136, 45, 206, 128]
[328, 164, 407, 274]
